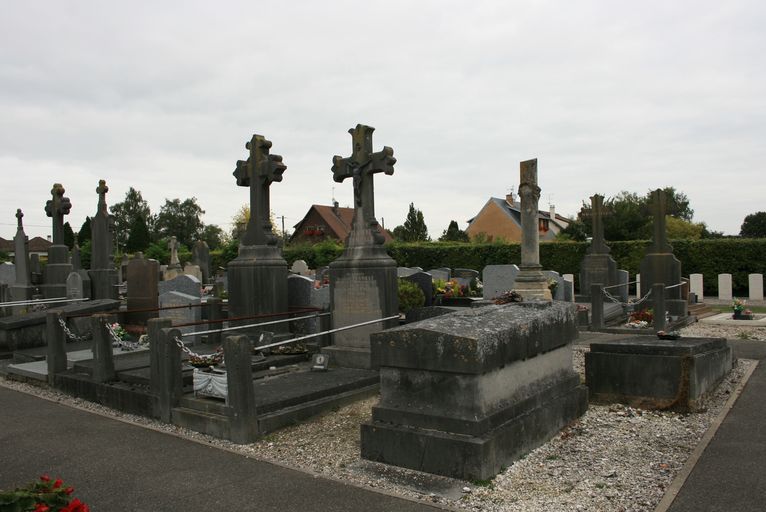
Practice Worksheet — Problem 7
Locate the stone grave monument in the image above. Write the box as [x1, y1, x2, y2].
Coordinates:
[361, 302, 587, 480]
[324, 124, 398, 369]
[41, 183, 73, 299]
[126, 252, 160, 326]
[163, 236, 183, 281]
[513, 159, 551, 301]
[89, 180, 119, 300]
[10, 209, 34, 302]
[482, 264, 520, 300]
[191, 240, 211, 283]
[227, 134, 288, 326]
[639, 189, 687, 318]
[578, 194, 618, 299]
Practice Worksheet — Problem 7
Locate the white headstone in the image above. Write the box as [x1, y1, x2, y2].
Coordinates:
[718, 273, 733, 301]
[562, 274, 575, 302]
[636, 273, 641, 299]
[0, 263, 15, 285]
[159, 291, 202, 336]
[690, 273, 704, 302]
[183, 263, 203, 282]
[749, 273, 763, 301]
[66, 272, 84, 299]
[290, 259, 311, 276]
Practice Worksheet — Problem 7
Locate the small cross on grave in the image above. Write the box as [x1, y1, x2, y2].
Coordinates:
[44, 183, 72, 245]
[233, 134, 286, 247]
[331, 124, 395, 243]
[168, 236, 180, 267]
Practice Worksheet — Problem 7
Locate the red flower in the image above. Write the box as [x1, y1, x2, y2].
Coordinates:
[64, 486, 75, 495]
[33, 504, 50, 512]
[62, 498, 90, 512]
[39, 474, 50, 482]
[53, 478, 63, 489]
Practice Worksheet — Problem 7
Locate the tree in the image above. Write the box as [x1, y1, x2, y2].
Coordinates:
[110, 188, 151, 250]
[229, 204, 282, 243]
[126, 215, 152, 253]
[63, 222, 75, 249]
[393, 203, 430, 242]
[78, 217, 92, 245]
[556, 219, 588, 242]
[200, 224, 225, 250]
[665, 216, 705, 240]
[439, 220, 469, 242]
[740, 212, 766, 238]
[153, 197, 205, 248]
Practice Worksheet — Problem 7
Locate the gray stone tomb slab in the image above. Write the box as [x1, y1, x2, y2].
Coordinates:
[159, 291, 202, 336]
[159, 274, 202, 298]
[362, 302, 587, 480]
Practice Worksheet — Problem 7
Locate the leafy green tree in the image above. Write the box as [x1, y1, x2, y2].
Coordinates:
[556, 219, 588, 242]
[126, 215, 152, 253]
[110, 187, 151, 250]
[439, 220, 470, 242]
[740, 212, 766, 238]
[200, 224, 225, 250]
[393, 203, 430, 242]
[63, 222, 75, 249]
[153, 197, 205, 248]
[144, 240, 170, 264]
[78, 217, 92, 245]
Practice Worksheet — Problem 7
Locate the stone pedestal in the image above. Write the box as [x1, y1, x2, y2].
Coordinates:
[639, 253, 687, 317]
[325, 245, 398, 369]
[126, 255, 160, 326]
[41, 245, 72, 300]
[514, 268, 552, 301]
[579, 254, 618, 300]
[361, 302, 587, 480]
[227, 245, 288, 334]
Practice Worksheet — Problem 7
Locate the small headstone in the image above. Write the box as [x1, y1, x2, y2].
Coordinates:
[30, 254, 42, 285]
[563, 274, 575, 302]
[126, 252, 160, 325]
[290, 259, 311, 276]
[718, 273, 733, 301]
[690, 273, 704, 302]
[404, 271, 433, 307]
[0, 263, 15, 286]
[159, 274, 202, 298]
[482, 264, 520, 300]
[617, 270, 630, 303]
[311, 353, 330, 371]
[66, 272, 85, 299]
[749, 274, 764, 301]
[428, 268, 451, 282]
[159, 291, 202, 336]
[542, 270, 565, 301]
[397, 267, 418, 278]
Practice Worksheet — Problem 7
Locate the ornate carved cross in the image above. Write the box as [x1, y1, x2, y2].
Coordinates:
[44, 183, 71, 245]
[15, 208, 23, 230]
[331, 124, 395, 235]
[96, 179, 109, 216]
[233, 134, 286, 246]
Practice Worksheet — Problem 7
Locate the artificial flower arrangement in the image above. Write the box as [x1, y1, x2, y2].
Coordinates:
[0, 475, 90, 512]
[187, 346, 224, 368]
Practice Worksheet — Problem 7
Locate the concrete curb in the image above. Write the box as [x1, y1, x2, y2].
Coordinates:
[654, 359, 759, 512]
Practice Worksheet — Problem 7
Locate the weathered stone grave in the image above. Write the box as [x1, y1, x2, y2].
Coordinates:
[578, 194, 618, 299]
[159, 291, 202, 336]
[290, 259, 311, 276]
[543, 270, 565, 301]
[163, 236, 183, 281]
[88, 180, 119, 300]
[403, 271, 433, 307]
[0, 263, 15, 286]
[324, 124, 398, 369]
[191, 240, 211, 283]
[126, 252, 160, 325]
[10, 209, 34, 303]
[482, 264, 520, 300]
[362, 302, 587, 480]
[428, 268, 451, 282]
[288, 274, 330, 343]
[452, 268, 479, 289]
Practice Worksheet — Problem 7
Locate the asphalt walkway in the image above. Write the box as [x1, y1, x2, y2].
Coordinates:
[0, 386, 442, 512]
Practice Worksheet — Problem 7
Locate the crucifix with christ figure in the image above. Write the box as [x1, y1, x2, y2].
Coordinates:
[331, 124, 395, 244]
[233, 134, 286, 247]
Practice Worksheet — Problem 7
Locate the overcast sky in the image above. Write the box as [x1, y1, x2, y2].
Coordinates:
[1, 1, 764, 242]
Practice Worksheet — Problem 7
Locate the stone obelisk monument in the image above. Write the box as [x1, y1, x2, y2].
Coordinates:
[323, 124, 398, 369]
[10, 209, 34, 302]
[513, 159, 552, 301]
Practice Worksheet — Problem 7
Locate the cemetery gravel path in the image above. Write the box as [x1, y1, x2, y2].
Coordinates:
[0, 386, 445, 512]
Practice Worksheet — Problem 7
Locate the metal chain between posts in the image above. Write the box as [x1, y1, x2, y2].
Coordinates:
[173, 335, 223, 365]
[602, 287, 652, 307]
[57, 317, 92, 343]
[105, 321, 143, 351]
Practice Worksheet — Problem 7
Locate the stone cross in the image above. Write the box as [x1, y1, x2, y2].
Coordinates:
[14, 209, 31, 286]
[16, 208, 23, 230]
[331, 124, 395, 240]
[44, 183, 72, 245]
[233, 134, 286, 247]
[649, 188, 672, 252]
[96, 179, 109, 215]
[168, 236, 180, 266]
[91, 179, 113, 270]
[518, 159, 541, 270]
[585, 194, 611, 254]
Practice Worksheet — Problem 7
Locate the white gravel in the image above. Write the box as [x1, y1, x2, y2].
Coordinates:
[0, 321, 758, 512]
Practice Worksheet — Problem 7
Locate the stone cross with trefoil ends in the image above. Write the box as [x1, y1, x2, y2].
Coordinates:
[233, 134, 286, 247]
[331, 124, 395, 245]
[44, 183, 72, 245]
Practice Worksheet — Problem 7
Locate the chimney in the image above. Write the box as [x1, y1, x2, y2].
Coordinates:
[505, 192, 514, 206]
[549, 204, 556, 219]
[332, 200, 339, 216]
[47, 235, 52, 242]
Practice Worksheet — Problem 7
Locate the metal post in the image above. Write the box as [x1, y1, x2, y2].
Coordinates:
[653, 283, 666, 333]
[46, 310, 67, 385]
[224, 334, 259, 443]
[590, 284, 604, 330]
[91, 313, 116, 383]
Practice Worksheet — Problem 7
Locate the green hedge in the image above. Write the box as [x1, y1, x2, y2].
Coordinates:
[213, 238, 766, 296]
